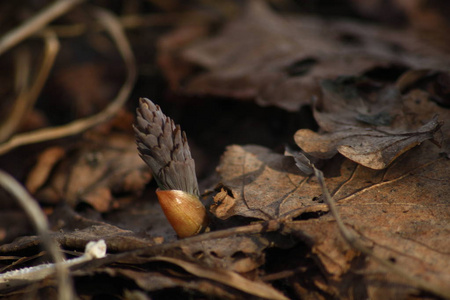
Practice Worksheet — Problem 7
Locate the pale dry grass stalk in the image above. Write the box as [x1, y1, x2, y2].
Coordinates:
[0, 30, 60, 143]
[0, 7, 137, 156]
[0, 170, 74, 300]
[0, 0, 85, 55]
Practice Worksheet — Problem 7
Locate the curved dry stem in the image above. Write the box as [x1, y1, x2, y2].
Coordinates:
[313, 166, 450, 299]
[0, 170, 74, 300]
[0, 0, 85, 56]
[13, 47, 31, 95]
[0, 30, 60, 143]
[0, 7, 137, 156]
[50, 11, 212, 38]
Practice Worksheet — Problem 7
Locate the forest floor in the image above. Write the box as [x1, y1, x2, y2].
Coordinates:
[0, 1, 449, 299]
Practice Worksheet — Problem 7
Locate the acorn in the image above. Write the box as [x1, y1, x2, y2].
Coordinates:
[133, 98, 208, 238]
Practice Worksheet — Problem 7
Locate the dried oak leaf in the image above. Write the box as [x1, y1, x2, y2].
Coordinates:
[294, 77, 443, 169]
[284, 144, 450, 298]
[178, 1, 450, 111]
[213, 138, 450, 298]
[212, 144, 323, 221]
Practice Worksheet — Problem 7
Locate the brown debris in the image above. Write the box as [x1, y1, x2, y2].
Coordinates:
[172, 1, 450, 111]
[33, 132, 151, 211]
[295, 77, 443, 169]
[1, 1, 450, 299]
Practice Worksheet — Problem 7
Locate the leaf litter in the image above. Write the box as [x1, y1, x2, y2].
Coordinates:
[211, 81, 450, 298]
[176, 1, 450, 112]
[294, 76, 443, 169]
[0, 1, 450, 299]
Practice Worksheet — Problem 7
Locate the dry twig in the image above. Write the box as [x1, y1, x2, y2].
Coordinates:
[0, 0, 85, 55]
[50, 11, 213, 37]
[0, 30, 60, 142]
[0, 7, 137, 156]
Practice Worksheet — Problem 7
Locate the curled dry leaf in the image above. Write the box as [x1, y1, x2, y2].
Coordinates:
[176, 0, 450, 111]
[295, 77, 443, 169]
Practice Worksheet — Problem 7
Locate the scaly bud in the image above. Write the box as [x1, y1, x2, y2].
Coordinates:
[133, 98, 208, 238]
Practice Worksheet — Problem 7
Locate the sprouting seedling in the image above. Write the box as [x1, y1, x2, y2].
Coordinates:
[133, 98, 208, 238]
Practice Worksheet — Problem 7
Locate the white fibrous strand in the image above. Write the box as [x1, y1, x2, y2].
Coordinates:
[0, 240, 106, 288]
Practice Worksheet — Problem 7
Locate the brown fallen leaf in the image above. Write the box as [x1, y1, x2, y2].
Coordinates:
[179, 234, 269, 274]
[156, 25, 208, 90]
[212, 144, 323, 221]
[25, 146, 65, 194]
[34, 132, 151, 211]
[283, 149, 450, 298]
[175, 1, 450, 111]
[74, 253, 286, 300]
[149, 256, 288, 300]
[294, 76, 443, 169]
[212, 121, 450, 298]
[102, 255, 289, 300]
[349, 0, 450, 51]
[396, 69, 450, 107]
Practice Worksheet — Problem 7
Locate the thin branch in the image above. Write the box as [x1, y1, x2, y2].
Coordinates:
[313, 166, 450, 299]
[0, 170, 74, 300]
[0, 6, 137, 156]
[128, 220, 281, 258]
[0, 0, 85, 56]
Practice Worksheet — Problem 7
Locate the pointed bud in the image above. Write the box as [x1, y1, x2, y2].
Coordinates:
[133, 98, 209, 238]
